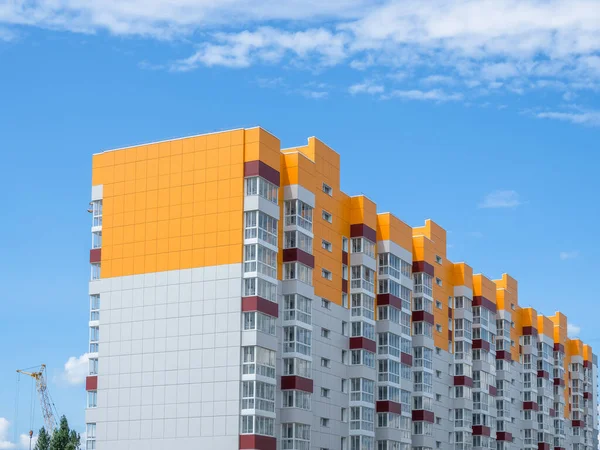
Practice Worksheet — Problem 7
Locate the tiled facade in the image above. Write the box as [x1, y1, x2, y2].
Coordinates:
[86, 127, 599, 450]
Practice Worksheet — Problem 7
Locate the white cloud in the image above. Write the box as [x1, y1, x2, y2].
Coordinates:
[385, 89, 463, 102]
[348, 80, 384, 95]
[60, 353, 90, 385]
[0, 418, 15, 449]
[535, 110, 600, 127]
[3, 0, 600, 117]
[567, 323, 581, 337]
[478, 190, 521, 208]
[560, 251, 579, 260]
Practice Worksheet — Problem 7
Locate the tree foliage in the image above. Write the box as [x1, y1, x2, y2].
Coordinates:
[33, 416, 80, 450]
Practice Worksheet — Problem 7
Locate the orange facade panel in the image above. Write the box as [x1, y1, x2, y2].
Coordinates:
[350, 196, 377, 229]
[473, 274, 497, 302]
[92, 128, 278, 278]
[376, 213, 412, 251]
[452, 262, 473, 289]
[537, 315, 554, 339]
[521, 307, 538, 328]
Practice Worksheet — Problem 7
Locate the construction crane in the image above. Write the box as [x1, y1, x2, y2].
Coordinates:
[16, 364, 58, 441]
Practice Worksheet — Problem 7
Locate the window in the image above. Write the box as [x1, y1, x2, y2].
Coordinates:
[322, 210, 332, 223]
[283, 294, 312, 324]
[284, 262, 313, 285]
[320, 418, 329, 427]
[241, 380, 276, 412]
[322, 269, 332, 280]
[435, 255, 442, 264]
[322, 183, 333, 195]
[321, 388, 330, 398]
[413, 272, 433, 297]
[91, 230, 102, 249]
[342, 350, 347, 364]
[351, 237, 375, 258]
[281, 423, 310, 450]
[351, 265, 375, 293]
[321, 298, 331, 309]
[322, 240, 332, 251]
[435, 277, 442, 286]
[244, 210, 278, 246]
[351, 293, 375, 319]
[91, 200, 102, 227]
[351, 321, 375, 340]
[350, 349, 375, 368]
[284, 200, 313, 232]
[321, 328, 331, 339]
[282, 390, 311, 410]
[90, 295, 100, 321]
[86, 423, 96, 450]
[342, 292, 348, 308]
[342, 321, 348, 336]
[378, 332, 401, 357]
[241, 416, 274, 436]
[89, 326, 99, 353]
[283, 357, 312, 378]
[321, 358, 330, 368]
[284, 326, 312, 356]
[89, 358, 98, 375]
[87, 390, 97, 408]
[284, 230, 313, 254]
[244, 244, 277, 279]
[243, 312, 276, 335]
[242, 346, 276, 379]
[378, 359, 400, 384]
[435, 300, 442, 309]
[350, 406, 375, 432]
[243, 277, 277, 302]
[342, 237, 349, 252]
[244, 176, 278, 203]
[436, 324, 442, 332]
[90, 263, 101, 280]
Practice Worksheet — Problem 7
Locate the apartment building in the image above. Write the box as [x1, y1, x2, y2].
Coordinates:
[85, 127, 598, 450]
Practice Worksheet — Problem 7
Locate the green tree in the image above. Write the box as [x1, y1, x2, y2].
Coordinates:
[49, 416, 80, 450]
[34, 428, 50, 450]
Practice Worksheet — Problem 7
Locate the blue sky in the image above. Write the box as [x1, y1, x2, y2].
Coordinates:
[1, 0, 599, 446]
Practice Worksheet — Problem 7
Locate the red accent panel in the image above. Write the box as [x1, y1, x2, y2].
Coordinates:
[472, 296, 497, 313]
[489, 385, 497, 396]
[523, 401, 538, 411]
[473, 339, 491, 351]
[537, 370, 550, 380]
[553, 343, 565, 352]
[554, 378, 565, 387]
[453, 376, 473, 387]
[243, 161, 280, 187]
[280, 376, 313, 393]
[572, 420, 584, 428]
[583, 360, 591, 368]
[376, 401, 402, 414]
[89, 248, 101, 263]
[377, 293, 402, 310]
[448, 307, 453, 318]
[496, 350, 512, 361]
[447, 330, 453, 340]
[349, 337, 376, 353]
[86, 376, 98, 391]
[411, 410, 434, 423]
[522, 326, 538, 336]
[583, 392, 591, 399]
[350, 223, 376, 242]
[342, 251, 348, 265]
[472, 426, 491, 437]
[496, 432, 512, 441]
[282, 248, 315, 268]
[241, 296, 278, 318]
[342, 279, 348, 293]
[412, 310, 434, 325]
[549, 409, 555, 417]
[239, 435, 277, 450]
[412, 261, 434, 277]
[538, 443, 551, 450]
[554, 448, 566, 450]
[401, 353, 413, 366]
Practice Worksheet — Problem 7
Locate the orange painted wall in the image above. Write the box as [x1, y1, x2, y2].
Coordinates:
[92, 128, 279, 278]
[376, 213, 412, 252]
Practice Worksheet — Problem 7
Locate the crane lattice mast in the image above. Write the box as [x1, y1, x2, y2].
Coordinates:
[16, 364, 57, 436]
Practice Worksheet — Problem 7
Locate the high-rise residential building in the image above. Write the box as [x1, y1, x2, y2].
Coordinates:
[85, 127, 598, 450]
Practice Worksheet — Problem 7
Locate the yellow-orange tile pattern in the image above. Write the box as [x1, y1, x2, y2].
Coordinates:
[92, 128, 279, 278]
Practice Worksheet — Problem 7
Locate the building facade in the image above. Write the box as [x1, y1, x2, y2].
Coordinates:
[85, 127, 598, 450]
